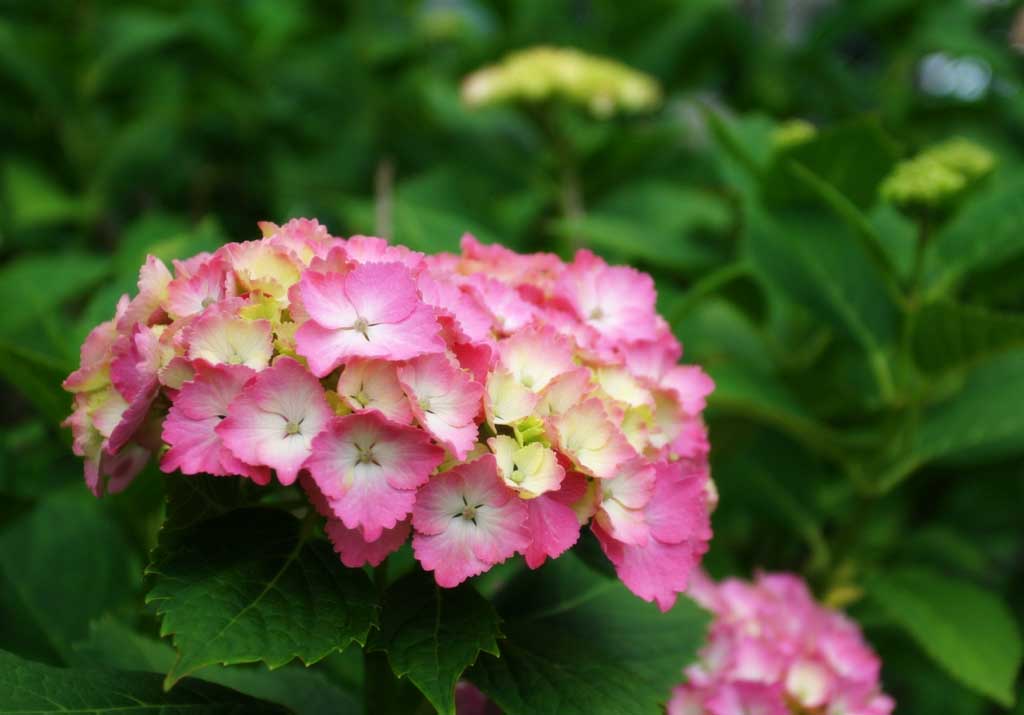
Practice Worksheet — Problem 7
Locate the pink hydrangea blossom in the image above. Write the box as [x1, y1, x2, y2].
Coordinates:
[522, 469, 587, 568]
[63, 218, 713, 599]
[336, 359, 413, 424]
[555, 249, 660, 344]
[398, 353, 483, 460]
[326, 519, 412, 569]
[668, 572, 895, 715]
[548, 398, 636, 479]
[305, 411, 444, 540]
[412, 455, 530, 587]
[165, 256, 235, 319]
[184, 300, 274, 370]
[594, 459, 712, 611]
[295, 262, 445, 376]
[160, 360, 270, 484]
[217, 356, 333, 485]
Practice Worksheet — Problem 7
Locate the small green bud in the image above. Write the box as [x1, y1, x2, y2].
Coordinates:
[772, 119, 817, 151]
[513, 416, 549, 447]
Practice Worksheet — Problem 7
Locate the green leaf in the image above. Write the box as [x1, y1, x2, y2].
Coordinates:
[874, 350, 1024, 491]
[340, 168, 505, 254]
[369, 570, 501, 714]
[0, 490, 141, 662]
[673, 298, 775, 374]
[707, 362, 849, 460]
[913, 350, 1024, 465]
[161, 473, 254, 533]
[552, 213, 722, 272]
[469, 555, 709, 715]
[664, 263, 753, 324]
[85, 9, 190, 94]
[0, 648, 288, 714]
[867, 567, 1022, 706]
[1, 162, 93, 231]
[785, 160, 901, 288]
[114, 214, 225, 282]
[0, 251, 110, 341]
[746, 210, 900, 354]
[0, 342, 72, 427]
[147, 506, 378, 688]
[0, 21, 63, 110]
[713, 436, 830, 571]
[393, 199, 499, 254]
[926, 173, 1024, 294]
[561, 181, 732, 271]
[74, 617, 361, 715]
[0, 568, 63, 666]
[765, 116, 901, 209]
[745, 209, 899, 403]
[911, 300, 1024, 373]
[705, 110, 777, 176]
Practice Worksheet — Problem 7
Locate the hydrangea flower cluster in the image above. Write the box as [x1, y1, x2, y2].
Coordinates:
[63, 219, 714, 607]
[461, 46, 661, 118]
[669, 572, 894, 715]
[880, 136, 995, 212]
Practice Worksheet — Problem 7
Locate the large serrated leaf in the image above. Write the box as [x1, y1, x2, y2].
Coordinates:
[911, 300, 1024, 374]
[0, 490, 140, 663]
[746, 210, 900, 356]
[873, 350, 1024, 492]
[867, 567, 1022, 707]
[0, 251, 110, 341]
[468, 555, 709, 715]
[552, 213, 722, 272]
[369, 570, 501, 715]
[765, 116, 901, 208]
[73, 616, 361, 715]
[0, 648, 287, 714]
[926, 174, 1024, 294]
[146, 505, 378, 688]
[0, 341, 72, 428]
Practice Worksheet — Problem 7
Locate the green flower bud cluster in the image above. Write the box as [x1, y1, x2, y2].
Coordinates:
[772, 118, 817, 151]
[880, 137, 995, 212]
[461, 46, 661, 118]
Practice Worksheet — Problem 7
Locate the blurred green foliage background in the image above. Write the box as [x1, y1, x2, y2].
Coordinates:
[1, 0, 1023, 712]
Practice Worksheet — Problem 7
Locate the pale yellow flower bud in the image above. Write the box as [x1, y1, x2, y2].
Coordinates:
[461, 46, 661, 117]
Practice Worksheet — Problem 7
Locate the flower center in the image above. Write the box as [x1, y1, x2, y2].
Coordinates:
[356, 443, 378, 465]
[456, 495, 484, 524]
[285, 420, 303, 436]
[352, 317, 370, 339]
[588, 306, 605, 321]
[418, 397, 432, 413]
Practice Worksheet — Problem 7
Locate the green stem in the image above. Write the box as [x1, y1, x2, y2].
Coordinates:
[907, 213, 930, 303]
[363, 650, 403, 715]
[374, 156, 394, 241]
[554, 130, 584, 252]
[374, 560, 389, 595]
[667, 262, 750, 326]
[362, 561, 417, 714]
[529, 104, 585, 252]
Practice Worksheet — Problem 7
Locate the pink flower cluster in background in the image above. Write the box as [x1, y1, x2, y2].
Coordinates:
[669, 572, 895, 715]
[63, 218, 714, 606]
